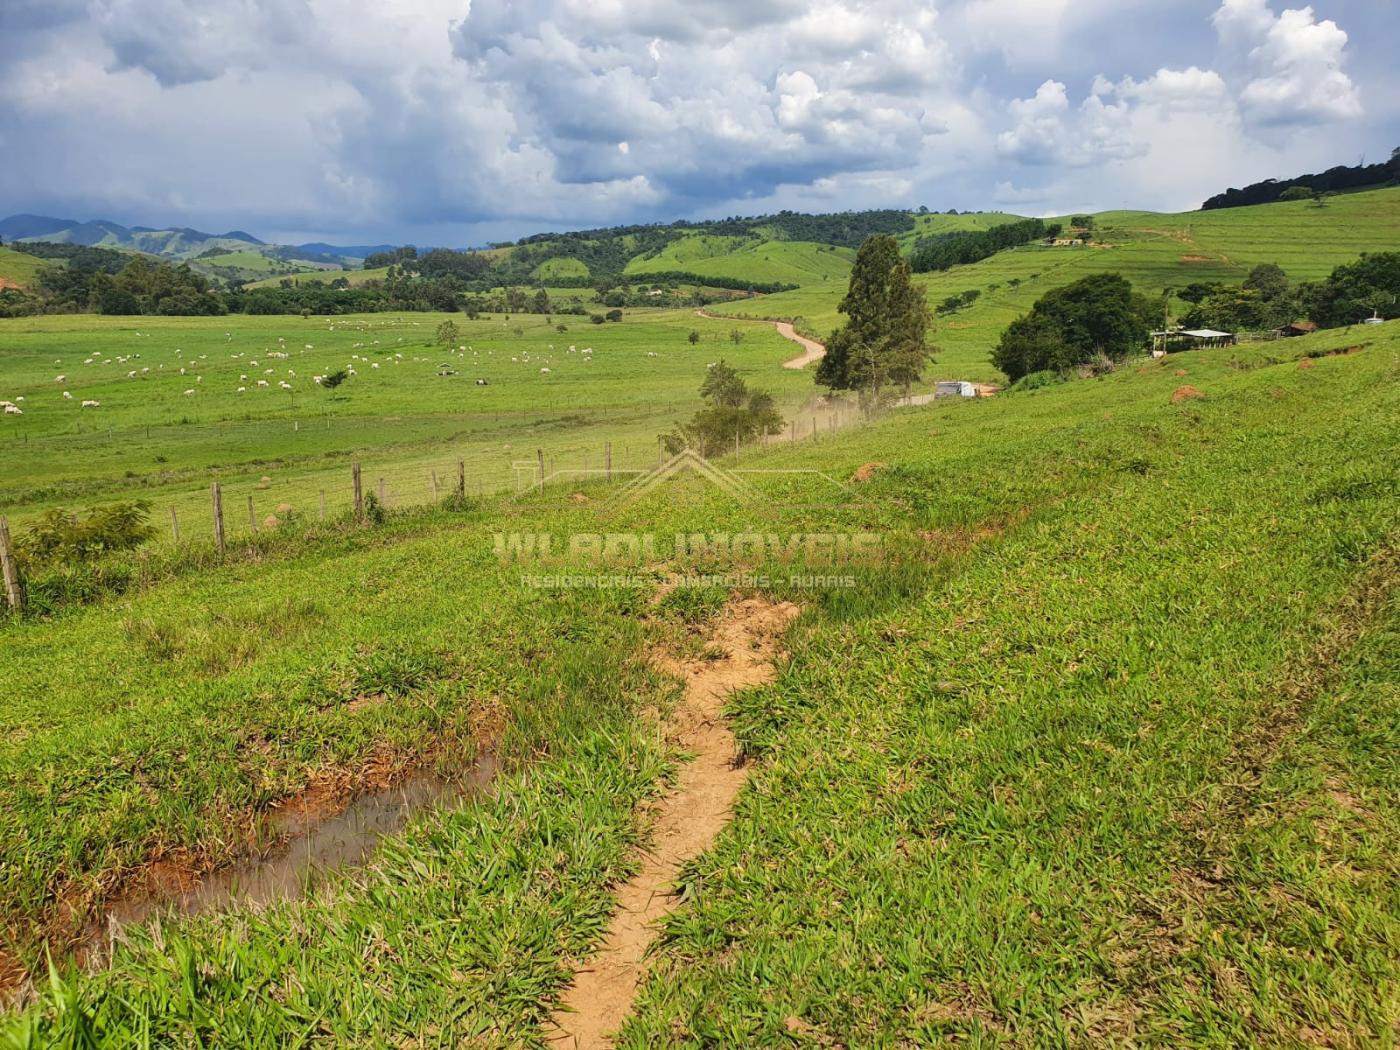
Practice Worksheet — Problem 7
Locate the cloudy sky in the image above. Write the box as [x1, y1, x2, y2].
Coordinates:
[1, 0, 1396, 246]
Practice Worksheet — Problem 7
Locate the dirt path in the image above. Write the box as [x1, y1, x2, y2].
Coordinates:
[774, 322, 825, 370]
[695, 309, 826, 369]
[547, 596, 801, 1048]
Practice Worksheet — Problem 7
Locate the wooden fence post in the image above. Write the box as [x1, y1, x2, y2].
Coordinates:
[319, 490, 326, 521]
[247, 494, 257, 533]
[657, 435, 663, 466]
[211, 482, 225, 553]
[378, 477, 386, 506]
[457, 458, 466, 496]
[605, 442, 612, 483]
[352, 464, 364, 521]
[536, 449, 544, 492]
[169, 506, 179, 543]
[0, 516, 24, 613]
[431, 470, 439, 503]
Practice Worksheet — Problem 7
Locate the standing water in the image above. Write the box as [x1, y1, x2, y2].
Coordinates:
[80, 752, 499, 962]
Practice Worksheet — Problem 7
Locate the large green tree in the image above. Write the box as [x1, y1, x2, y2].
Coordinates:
[816, 234, 932, 400]
[992, 273, 1150, 381]
[1298, 252, 1400, 327]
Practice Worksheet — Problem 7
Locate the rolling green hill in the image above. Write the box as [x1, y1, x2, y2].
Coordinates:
[718, 185, 1400, 381]
[625, 237, 855, 286]
[0, 246, 51, 289]
[533, 257, 590, 280]
[245, 265, 391, 289]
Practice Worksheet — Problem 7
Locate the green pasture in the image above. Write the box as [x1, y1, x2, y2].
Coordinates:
[195, 251, 330, 276]
[0, 310, 829, 533]
[532, 257, 590, 280]
[2, 322, 1395, 1044]
[626, 237, 855, 286]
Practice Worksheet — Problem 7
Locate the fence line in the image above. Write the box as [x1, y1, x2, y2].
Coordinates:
[3, 395, 935, 601]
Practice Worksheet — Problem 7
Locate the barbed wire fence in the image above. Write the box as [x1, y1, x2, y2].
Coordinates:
[0, 399, 882, 610]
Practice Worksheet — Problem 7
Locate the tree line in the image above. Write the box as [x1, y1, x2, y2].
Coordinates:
[909, 218, 1060, 273]
[1201, 148, 1400, 210]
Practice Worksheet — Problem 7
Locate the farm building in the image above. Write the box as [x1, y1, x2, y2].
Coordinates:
[1152, 328, 1237, 352]
[1276, 320, 1318, 337]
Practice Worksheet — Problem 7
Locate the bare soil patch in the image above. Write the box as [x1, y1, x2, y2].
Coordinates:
[547, 595, 800, 1048]
[1171, 385, 1205, 404]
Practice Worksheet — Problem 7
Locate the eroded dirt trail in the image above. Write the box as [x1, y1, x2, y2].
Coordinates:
[547, 596, 800, 1048]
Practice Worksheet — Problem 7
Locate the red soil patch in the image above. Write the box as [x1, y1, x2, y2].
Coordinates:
[1171, 386, 1206, 404]
[849, 462, 882, 484]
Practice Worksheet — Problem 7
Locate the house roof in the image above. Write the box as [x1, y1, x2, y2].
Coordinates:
[1287, 320, 1318, 331]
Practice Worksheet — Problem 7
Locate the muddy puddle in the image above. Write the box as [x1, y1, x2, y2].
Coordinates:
[81, 751, 499, 962]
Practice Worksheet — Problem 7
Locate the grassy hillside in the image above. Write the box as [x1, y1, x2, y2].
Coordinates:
[532, 257, 590, 280]
[0, 247, 50, 290]
[719, 185, 1400, 382]
[194, 251, 334, 275]
[626, 237, 855, 286]
[2, 322, 1395, 1043]
[245, 265, 389, 289]
[899, 210, 1027, 248]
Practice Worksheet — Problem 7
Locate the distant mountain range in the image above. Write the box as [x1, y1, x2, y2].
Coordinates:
[0, 214, 393, 270]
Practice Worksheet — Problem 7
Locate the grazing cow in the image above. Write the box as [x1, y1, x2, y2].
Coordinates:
[81, 400, 100, 408]
[3, 405, 21, 415]
[475, 378, 489, 386]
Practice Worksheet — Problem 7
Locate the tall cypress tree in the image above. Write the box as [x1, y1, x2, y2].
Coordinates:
[816, 235, 932, 400]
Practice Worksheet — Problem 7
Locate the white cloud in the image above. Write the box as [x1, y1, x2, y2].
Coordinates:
[1214, 0, 1361, 126]
[0, 0, 1386, 241]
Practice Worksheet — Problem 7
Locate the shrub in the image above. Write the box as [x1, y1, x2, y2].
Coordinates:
[17, 501, 155, 568]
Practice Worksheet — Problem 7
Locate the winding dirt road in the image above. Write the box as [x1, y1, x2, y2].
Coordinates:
[696, 310, 826, 369]
[774, 322, 825, 369]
